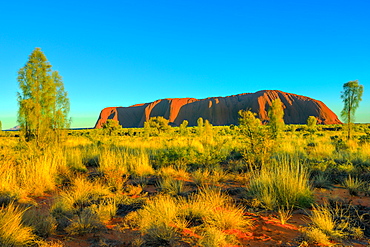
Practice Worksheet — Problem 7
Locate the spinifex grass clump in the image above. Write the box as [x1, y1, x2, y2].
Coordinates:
[22, 206, 57, 238]
[65, 147, 87, 173]
[0, 203, 36, 246]
[157, 176, 185, 196]
[248, 155, 313, 210]
[343, 175, 364, 196]
[65, 207, 104, 235]
[133, 188, 250, 246]
[99, 147, 154, 177]
[52, 176, 121, 233]
[134, 194, 183, 245]
[303, 203, 363, 244]
[0, 145, 67, 196]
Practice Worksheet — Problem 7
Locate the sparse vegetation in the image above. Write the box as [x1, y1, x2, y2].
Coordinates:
[0, 122, 369, 246]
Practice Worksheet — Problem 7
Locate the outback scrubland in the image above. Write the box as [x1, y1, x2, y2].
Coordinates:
[0, 119, 370, 247]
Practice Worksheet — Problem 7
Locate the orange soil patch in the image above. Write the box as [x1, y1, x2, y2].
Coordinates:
[37, 185, 370, 246]
[233, 211, 309, 246]
[314, 185, 370, 207]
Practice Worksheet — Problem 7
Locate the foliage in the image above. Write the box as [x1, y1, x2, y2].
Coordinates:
[17, 48, 70, 147]
[179, 120, 188, 135]
[238, 109, 272, 168]
[134, 189, 249, 246]
[1, 123, 370, 245]
[277, 204, 294, 225]
[144, 116, 171, 136]
[22, 207, 57, 237]
[65, 207, 104, 235]
[248, 155, 313, 209]
[340, 80, 364, 139]
[101, 119, 122, 135]
[197, 117, 204, 136]
[304, 203, 363, 244]
[307, 116, 317, 133]
[342, 176, 364, 196]
[268, 98, 285, 139]
[0, 203, 36, 246]
[156, 176, 185, 196]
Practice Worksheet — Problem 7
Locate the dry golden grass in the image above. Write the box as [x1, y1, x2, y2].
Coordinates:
[0, 125, 369, 246]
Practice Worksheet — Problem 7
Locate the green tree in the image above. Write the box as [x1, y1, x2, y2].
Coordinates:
[179, 120, 188, 135]
[102, 119, 122, 135]
[268, 98, 285, 139]
[17, 48, 70, 146]
[144, 116, 171, 136]
[203, 119, 214, 141]
[307, 116, 317, 133]
[238, 110, 261, 138]
[341, 80, 364, 139]
[197, 117, 204, 136]
[238, 110, 271, 168]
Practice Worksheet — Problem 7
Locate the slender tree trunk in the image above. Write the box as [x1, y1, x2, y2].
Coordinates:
[348, 105, 351, 140]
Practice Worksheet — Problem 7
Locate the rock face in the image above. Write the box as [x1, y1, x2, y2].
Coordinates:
[94, 90, 342, 128]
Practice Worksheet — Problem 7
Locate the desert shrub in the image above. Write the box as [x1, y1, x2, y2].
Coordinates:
[342, 176, 364, 196]
[134, 188, 250, 246]
[238, 110, 273, 168]
[51, 176, 115, 231]
[302, 227, 332, 246]
[81, 144, 100, 167]
[125, 149, 154, 177]
[0, 146, 67, 196]
[156, 176, 185, 196]
[22, 206, 57, 237]
[153, 139, 230, 171]
[277, 204, 294, 225]
[248, 155, 313, 210]
[143, 116, 171, 136]
[304, 203, 363, 243]
[65, 207, 104, 235]
[101, 119, 122, 136]
[65, 147, 87, 173]
[179, 120, 189, 136]
[311, 171, 332, 189]
[199, 227, 235, 247]
[191, 169, 210, 186]
[99, 146, 153, 177]
[98, 147, 128, 175]
[153, 146, 197, 169]
[0, 203, 36, 246]
[59, 177, 112, 209]
[51, 199, 75, 231]
[157, 166, 189, 180]
[307, 116, 318, 134]
[134, 195, 183, 245]
[182, 188, 250, 231]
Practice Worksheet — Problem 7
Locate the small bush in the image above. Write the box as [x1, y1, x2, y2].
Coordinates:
[22, 207, 57, 237]
[157, 176, 185, 196]
[199, 227, 233, 247]
[0, 203, 36, 246]
[305, 203, 364, 243]
[248, 155, 313, 210]
[343, 176, 364, 196]
[65, 207, 104, 235]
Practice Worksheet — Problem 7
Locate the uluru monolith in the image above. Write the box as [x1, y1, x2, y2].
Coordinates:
[95, 90, 342, 128]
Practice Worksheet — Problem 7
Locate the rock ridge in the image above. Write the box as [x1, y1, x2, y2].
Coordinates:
[95, 90, 342, 128]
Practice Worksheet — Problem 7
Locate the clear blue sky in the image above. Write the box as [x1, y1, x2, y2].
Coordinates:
[1, 0, 369, 129]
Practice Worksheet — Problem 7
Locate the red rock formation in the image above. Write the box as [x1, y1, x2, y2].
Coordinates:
[94, 90, 342, 128]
